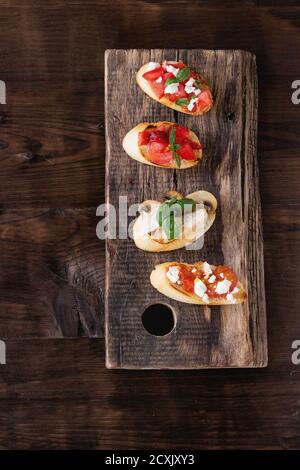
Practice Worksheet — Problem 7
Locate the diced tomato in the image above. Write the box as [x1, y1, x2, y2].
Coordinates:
[175, 125, 189, 142]
[166, 82, 187, 102]
[165, 61, 185, 70]
[148, 150, 173, 165]
[138, 130, 150, 146]
[149, 130, 169, 144]
[206, 266, 238, 298]
[163, 72, 175, 81]
[189, 140, 201, 150]
[177, 142, 196, 160]
[147, 141, 168, 154]
[142, 67, 164, 81]
[196, 90, 213, 111]
[151, 81, 165, 99]
[179, 265, 196, 293]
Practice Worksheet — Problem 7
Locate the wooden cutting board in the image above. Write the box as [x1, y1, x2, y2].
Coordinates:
[105, 49, 267, 369]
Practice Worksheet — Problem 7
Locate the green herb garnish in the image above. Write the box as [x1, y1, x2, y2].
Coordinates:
[165, 77, 179, 86]
[156, 196, 196, 240]
[177, 66, 190, 82]
[175, 98, 190, 106]
[169, 126, 181, 168]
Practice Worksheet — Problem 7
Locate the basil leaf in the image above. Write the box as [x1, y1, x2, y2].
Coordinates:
[162, 213, 180, 240]
[169, 126, 176, 148]
[156, 203, 171, 227]
[175, 98, 189, 106]
[177, 66, 190, 82]
[173, 152, 181, 168]
[168, 196, 178, 205]
[166, 77, 179, 86]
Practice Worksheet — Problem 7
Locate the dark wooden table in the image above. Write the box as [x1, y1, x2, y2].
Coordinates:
[0, 0, 299, 450]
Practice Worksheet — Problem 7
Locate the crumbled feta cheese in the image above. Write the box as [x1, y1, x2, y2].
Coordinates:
[194, 88, 201, 96]
[184, 77, 197, 94]
[202, 293, 209, 303]
[203, 261, 212, 277]
[155, 76, 162, 84]
[226, 293, 236, 303]
[187, 97, 198, 112]
[185, 77, 195, 87]
[220, 273, 224, 278]
[147, 62, 160, 71]
[165, 65, 179, 76]
[232, 286, 240, 294]
[166, 266, 180, 284]
[215, 279, 231, 295]
[194, 278, 207, 298]
[208, 274, 216, 283]
[165, 82, 179, 94]
[191, 268, 197, 273]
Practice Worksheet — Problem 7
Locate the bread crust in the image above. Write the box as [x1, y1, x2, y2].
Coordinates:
[133, 190, 217, 252]
[136, 61, 213, 116]
[122, 121, 201, 169]
[150, 262, 247, 305]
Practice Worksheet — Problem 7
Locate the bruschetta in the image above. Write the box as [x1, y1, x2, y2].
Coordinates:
[123, 121, 202, 169]
[136, 60, 213, 115]
[133, 190, 217, 252]
[150, 261, 247, 305]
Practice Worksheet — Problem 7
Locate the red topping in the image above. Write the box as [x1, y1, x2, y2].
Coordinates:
[171, 264, 239, 299]
[142, 66, 165, 81]
[138, 124, 201, 166]
[206, 266, 238, 298]
[166, 82, 187, 102]
[142, 61, 213, 113]
[178, 266, 196, 293]
[177, 142, 196, 160]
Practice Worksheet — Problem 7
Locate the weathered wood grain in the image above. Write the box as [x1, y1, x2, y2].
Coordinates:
[0, 209, 104, 337]
[0, 338, 300, 450]
[0, 0, 298, 450]
[105, 49, 267, 369]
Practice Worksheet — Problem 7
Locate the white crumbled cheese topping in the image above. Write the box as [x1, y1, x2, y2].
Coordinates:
[155, 76, 162, 83]
[232, 286, 240, 294]
[185, 77, 196, 94]
[208, 274, 216, 283]
[220, 273, 224, 278]
[166, 266, 180, 284]
[165, 64, 180, 76]
[185, 77, 195, 87]
[187, 97, 198, 112]
[202, 293, 209, 303]
[194, 278, 207, 298]
[191, 268, 197, 273]
[215, 279, 231, 295]
[203, 261, 212, 277]
[194, 88, 201, 96]
[164, 82, 179, 94]
[147, 62, 160, 71]
[226, 293, 236, 303]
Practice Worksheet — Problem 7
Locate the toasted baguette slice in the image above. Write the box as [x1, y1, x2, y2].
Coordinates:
[123, 121, 201, 169]
[150, 261, 247, 305]
[136, 61, 213, 115]
[133, 190, 217, 252]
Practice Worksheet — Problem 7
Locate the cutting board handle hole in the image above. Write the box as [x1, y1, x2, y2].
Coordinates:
[142, 303, 176, 336]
